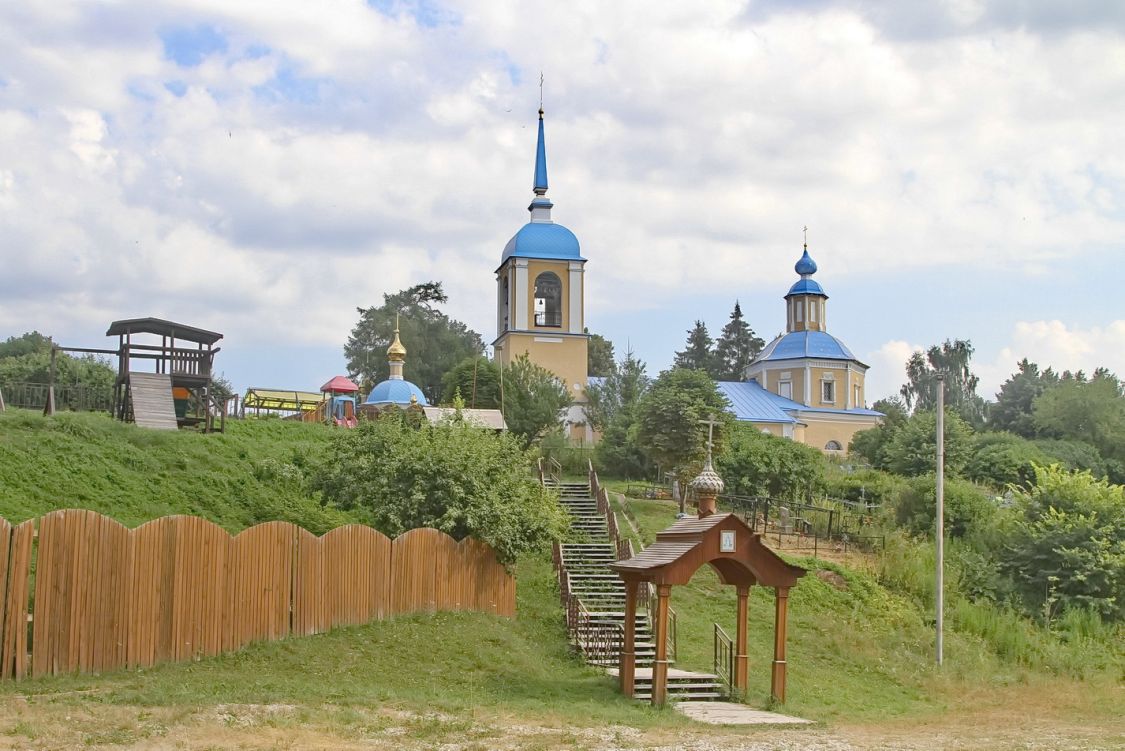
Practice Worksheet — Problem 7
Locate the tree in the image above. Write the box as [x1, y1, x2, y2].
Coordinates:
[590, 349, 651, 478]
[440, 357, 501, 409]
[964, 432, 1051, 489]
[344, 282, 484, 403]
[584, 348, 649, 432]
[634, 368, 731, 475]
[997, 465, 1124, 622]
[310, 413, 569, 565]
[990, 359, 1059, 438]
[712, 302, 764, 380]
[882, 409, 974, 477]
[1033, 370, 1125, 462]
[0, 332, 116, 403]
[716, 425, 826, 501]
[849, 396, 908, 467]
[586, 330, 616, 378]
[501, 354, 571, 448]
[673, 320, 716, 374]
[900, 339, 986, 427]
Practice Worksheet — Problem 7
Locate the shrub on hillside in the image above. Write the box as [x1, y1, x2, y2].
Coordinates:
[996, 465, 1124, 622]
[893, 473, 995, 538]
[822, 467, 906, 509]
[311, 412, 569, 564]
[883, 409, 974, 477]
[716, 424, 826, 501]
[965, 432, 1050, 489]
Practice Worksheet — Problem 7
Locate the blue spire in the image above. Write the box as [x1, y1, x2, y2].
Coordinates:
[533, 108, 548, 195]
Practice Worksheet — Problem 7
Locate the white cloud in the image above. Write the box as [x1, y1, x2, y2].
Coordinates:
[978, 320, 1125, 398]
[865, 339, 923, 403]
[0, 1, 1122, 391]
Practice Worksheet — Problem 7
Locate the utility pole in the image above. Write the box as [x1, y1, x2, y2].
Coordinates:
[935, 374, 945, 666]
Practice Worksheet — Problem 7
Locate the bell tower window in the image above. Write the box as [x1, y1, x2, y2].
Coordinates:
[534, 272, 562, 327]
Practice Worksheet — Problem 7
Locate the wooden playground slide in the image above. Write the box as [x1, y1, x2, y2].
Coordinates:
[128, 372, 178, 430]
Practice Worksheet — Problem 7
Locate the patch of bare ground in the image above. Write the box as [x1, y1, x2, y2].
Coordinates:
[0, 690, 1121, 751]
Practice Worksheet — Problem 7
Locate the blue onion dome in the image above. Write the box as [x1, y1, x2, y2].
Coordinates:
[795, 248, 817, 276]
[364, 379, 428, 407]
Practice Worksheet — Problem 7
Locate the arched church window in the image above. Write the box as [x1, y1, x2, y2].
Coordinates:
[824, 440, 843, 451]
[534, 272, 562, 327]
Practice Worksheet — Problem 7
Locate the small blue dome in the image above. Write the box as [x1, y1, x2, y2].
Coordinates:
[786, 278, 825, 296]
[795, 249, 817, 276]
[364, 379, 428, 407]
[501, 222, 583, 264]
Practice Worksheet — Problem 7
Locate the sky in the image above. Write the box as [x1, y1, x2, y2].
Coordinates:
[1, 0, 1123, 403]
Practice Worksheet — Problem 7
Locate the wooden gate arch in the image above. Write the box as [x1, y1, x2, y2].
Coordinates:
[611, 513, 805, 707]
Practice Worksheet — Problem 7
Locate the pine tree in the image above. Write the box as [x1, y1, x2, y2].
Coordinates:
[673, 320, 715, 373]
[713, 302, 765, 380]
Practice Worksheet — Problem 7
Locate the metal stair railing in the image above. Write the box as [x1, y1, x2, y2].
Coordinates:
[713, 623, 735, 698]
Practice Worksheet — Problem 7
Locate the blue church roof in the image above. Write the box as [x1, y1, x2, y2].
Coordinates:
[501, 221, 583, 263]
[786, 278, 825, 296]
[364, 379, 428, 407]
[716, 380, 801, 424]
[794, 248, 817, 275]
[755, 331, 861, 364]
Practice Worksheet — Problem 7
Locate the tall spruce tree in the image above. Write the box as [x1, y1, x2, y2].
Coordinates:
[673, 320, 716, 373]
[713, 301, 764, 380]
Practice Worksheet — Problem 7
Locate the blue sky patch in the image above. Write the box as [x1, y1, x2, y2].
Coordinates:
[164, 80, 187, 97]
[367, 0, 459, 28]
[160, 24, 228, 67]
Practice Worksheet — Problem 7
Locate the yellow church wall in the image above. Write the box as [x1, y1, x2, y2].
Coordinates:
[801, 416, 880, 453]
[497, 332, 588, 399]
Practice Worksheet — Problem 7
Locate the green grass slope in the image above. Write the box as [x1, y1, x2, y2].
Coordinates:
[0, 410, 359, 533]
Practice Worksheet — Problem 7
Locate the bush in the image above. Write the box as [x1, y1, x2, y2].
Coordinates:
[883, 409, 974, 477]
[996, 465, 1124, 622]
[311, 412, 569, 564]
[893, 474, 995, 538]
[716, 424, 826, 501]
[823, 467, 906, 509]
[965, 432, 1050, 489]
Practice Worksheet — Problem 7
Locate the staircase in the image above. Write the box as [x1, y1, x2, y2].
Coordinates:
[550, 471, 724, 702]
[126, 372, 178, 430]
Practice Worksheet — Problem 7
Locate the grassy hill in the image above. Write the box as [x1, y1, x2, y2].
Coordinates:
[0, 410, 1119, 749]
[0, 409, 359, 532]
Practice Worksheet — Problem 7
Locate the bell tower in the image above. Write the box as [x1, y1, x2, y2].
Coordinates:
[493, 108, 589, 404]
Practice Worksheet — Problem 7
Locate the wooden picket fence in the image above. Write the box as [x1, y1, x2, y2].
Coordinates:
[0, 511, 515, 680]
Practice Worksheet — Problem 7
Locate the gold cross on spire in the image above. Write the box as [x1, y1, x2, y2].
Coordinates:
[538, 72, 544, 114]
[803, 225, 808, 249]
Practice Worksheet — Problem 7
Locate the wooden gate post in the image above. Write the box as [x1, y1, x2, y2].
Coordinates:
[620, 579, 638, 696]
[0, 386, 5, 412]
[651, 584, 671, 707]
[771, 586, 790, 703]
[735, 585, 750, 693]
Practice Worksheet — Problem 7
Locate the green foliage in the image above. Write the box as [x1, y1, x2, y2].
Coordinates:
[900, 339, 986, 426]
[585, 330, 616, 378]
[997, 465, 1124, 622]
[440, 356, 501, 409]
[0, 410, 356, 534]
[0, 331, 115, 395]
[672, 320, 716, 373]
[311, 413, 568, 564]
[892, 473, 995, 538]
[711, 301, 764, 380]
[584, 347, 649, 433]
[990, 358, 1059, 438]
[500, 354, 571, 448]
[344, 282, 484, 403]
[716, 424, 826, 500]
[1033, 371, 1125, 462]
[822, 466, 906, 508]
[634, 368, 730, 475]
[965, 431, 1051, 488]
[1032, 438, 1111, 478]
[882, 409, 974, 477]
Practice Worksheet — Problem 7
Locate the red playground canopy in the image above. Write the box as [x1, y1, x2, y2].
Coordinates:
[320, 376, 359, 394]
